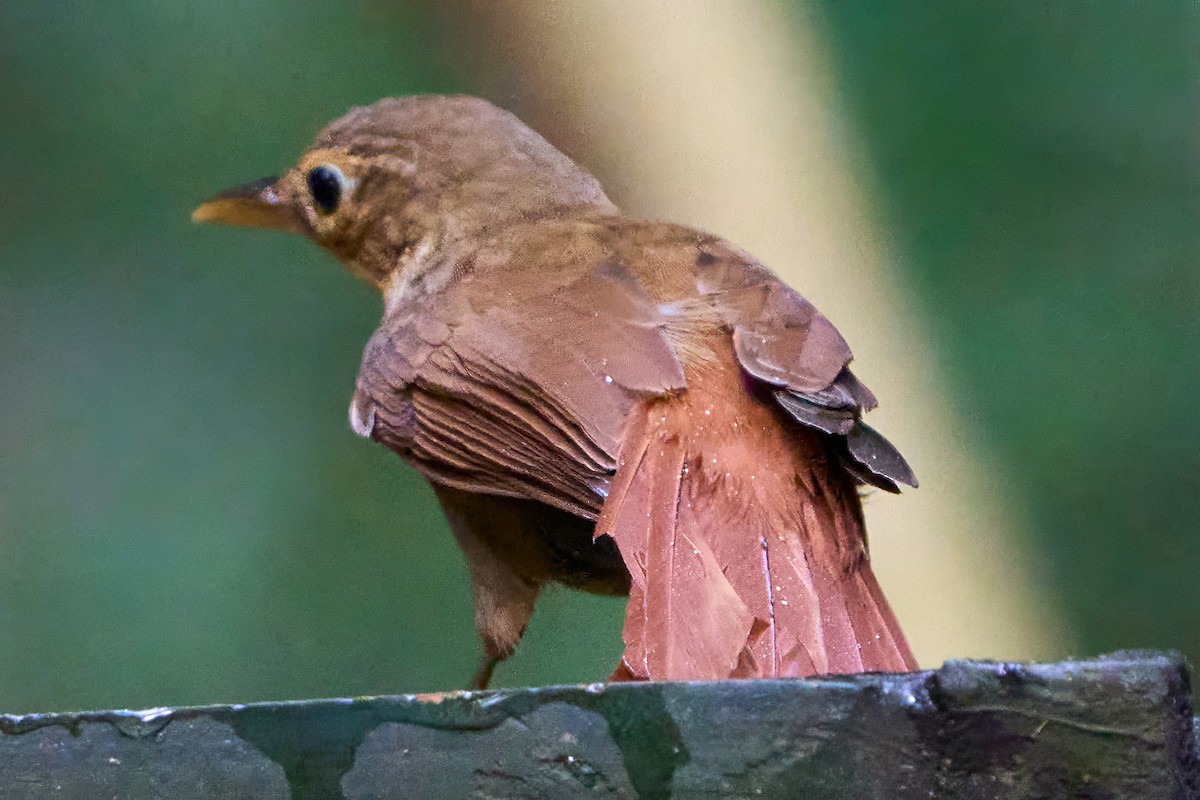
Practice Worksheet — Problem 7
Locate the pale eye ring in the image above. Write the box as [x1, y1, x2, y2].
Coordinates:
[306, 164, 345, 214]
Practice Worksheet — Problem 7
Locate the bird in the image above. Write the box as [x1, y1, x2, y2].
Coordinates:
[193, 95, 917, 689]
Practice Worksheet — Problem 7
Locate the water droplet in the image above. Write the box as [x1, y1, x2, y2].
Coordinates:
[604, 375, 613, 384]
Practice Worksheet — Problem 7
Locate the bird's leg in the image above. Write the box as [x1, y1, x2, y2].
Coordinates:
[460, 573, 537, 689]
[434, 486, 542, 690]
[471, 653, 500, 690]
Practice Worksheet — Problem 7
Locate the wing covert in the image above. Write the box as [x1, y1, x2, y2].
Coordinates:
[696, 250, 917, 492]
[353, 261, 687, 517]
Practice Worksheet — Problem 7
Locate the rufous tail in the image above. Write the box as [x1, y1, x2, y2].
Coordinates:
[596, 355, 916, 681]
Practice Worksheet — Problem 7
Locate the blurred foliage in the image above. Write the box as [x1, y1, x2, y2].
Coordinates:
[0, 1, 1196, 714]
[809, 1, 1200, 657]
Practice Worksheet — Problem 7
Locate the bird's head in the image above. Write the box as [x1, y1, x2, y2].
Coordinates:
[193, 96, 615, 288]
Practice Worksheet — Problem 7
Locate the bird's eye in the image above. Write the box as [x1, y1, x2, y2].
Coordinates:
[306, 164, 344, 214]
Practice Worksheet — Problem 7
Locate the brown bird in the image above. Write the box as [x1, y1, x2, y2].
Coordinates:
[193, 96, 917, 688]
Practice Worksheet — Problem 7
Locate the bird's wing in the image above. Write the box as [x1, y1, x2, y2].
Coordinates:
[696, 250, 917, 492]
[351, 260, 686, 519]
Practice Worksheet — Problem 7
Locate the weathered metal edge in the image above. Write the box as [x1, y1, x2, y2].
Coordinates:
[2, 650, 1197, 799]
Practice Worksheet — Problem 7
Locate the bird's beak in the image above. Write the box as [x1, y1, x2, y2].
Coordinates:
[191, 176, 303, 234]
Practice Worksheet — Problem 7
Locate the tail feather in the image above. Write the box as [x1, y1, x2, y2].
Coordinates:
[598, 406, 755, 680]
[596, 355, 915, 681]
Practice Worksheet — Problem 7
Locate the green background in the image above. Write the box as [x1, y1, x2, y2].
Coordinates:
[1, 2, 1196, 712]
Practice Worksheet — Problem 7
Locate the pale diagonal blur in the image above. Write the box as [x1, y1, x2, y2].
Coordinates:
[470, 0, 1073, 665]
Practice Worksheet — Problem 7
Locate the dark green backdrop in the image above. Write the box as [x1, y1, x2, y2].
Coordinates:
[1, 2, 1196, 712]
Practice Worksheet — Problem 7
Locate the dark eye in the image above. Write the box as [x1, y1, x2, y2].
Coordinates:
[306, 164, 343, 214]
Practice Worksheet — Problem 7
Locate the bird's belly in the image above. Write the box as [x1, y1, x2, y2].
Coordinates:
[529, 502, 630, 596]
[441, 488, 631, 596]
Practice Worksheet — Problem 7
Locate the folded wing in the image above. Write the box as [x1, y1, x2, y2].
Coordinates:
[353, 260, 686, 519]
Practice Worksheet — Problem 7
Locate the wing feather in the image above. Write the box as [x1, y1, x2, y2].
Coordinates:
[355, 261, 687, 518]
[697, 251, 916, 491]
